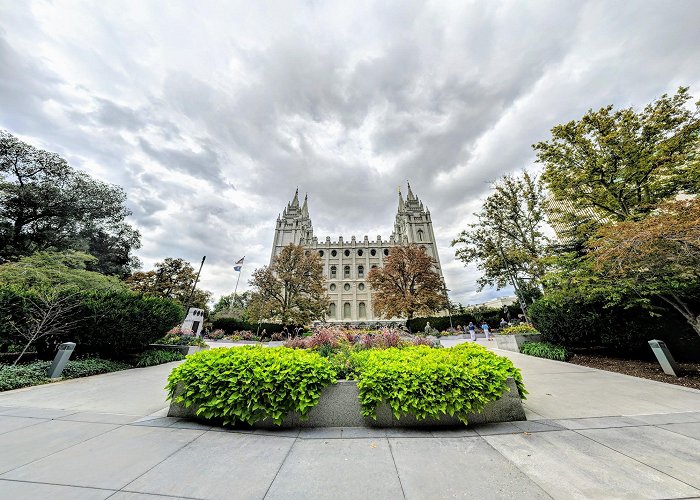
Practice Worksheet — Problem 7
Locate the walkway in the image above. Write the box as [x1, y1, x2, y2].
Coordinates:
[0, 341, 699, 499]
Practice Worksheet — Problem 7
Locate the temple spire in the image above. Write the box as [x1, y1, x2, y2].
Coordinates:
[302, 193, 309, 217]
[407, 181, 415, 200]
[397, 186, 405, 212]
[291, 188, 300, 207]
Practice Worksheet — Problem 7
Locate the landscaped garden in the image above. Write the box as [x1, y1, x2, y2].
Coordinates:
[166, 326, 526, 427]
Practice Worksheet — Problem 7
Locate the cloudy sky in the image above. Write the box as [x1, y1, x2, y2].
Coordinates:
[1, 0, 699, 305]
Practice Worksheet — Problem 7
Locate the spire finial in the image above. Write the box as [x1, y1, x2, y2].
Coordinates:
[407, 180, 414, 200]
[291, 188, 300, 207]
[302, 193, 309, 217]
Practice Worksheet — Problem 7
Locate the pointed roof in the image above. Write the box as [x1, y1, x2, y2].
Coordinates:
[291, 188, 300, 207]
[407, 181, 415, 200]
[398, 187, 405, 212]
[302, 194, 309, 217]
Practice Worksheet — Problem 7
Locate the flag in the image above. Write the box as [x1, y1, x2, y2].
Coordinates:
[234, 256, 245, 272]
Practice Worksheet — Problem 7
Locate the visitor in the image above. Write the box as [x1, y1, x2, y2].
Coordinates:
[283, 326, 289, 338]
[456, 325, 462, 337]
[482, 321, 491, 341]
[468, 322, 476, 341]
[499, 318, 508, 329]
[424, 321, 432, 335]
[261, 329, 267, 339]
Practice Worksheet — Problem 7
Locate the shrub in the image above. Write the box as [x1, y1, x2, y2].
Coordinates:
[271, 332, 284, 341]
[499, 324, 539, 335]
[520, 341, 569, 361]
[136, 349, 185, 367]
[350, 343, 525, 424]
[156, 333, 207, 347]
[167, 346, 336, 425]
[206, 329, 226, 340]
[60, 358, 132, 378]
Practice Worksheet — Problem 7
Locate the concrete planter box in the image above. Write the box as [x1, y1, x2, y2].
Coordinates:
[149, 344, 209, 355]
[494, 334, 542, 352]
[168, 377, 526, 428]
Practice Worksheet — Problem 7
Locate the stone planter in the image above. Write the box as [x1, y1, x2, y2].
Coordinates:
[494, 334, 542, 352]
[149, 344, 209, 355]
[168, 377, 526, 428]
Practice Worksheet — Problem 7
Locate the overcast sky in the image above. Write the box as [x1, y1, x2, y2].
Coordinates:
[1, 0, 699, 305]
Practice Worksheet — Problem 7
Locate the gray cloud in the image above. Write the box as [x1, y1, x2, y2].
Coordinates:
[1, 0, 700, 304]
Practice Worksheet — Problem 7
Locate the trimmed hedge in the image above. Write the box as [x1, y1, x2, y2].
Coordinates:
[210, 317, 300, 336]
[520, 341, 569, 361]
[0, 358, 131, 392]
[499, 324, 539, 335]
[136, 349, 185, 367]
[406, 305, 522, 333]
[167, 343, 526, 426]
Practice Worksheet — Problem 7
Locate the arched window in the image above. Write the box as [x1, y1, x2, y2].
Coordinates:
[344, 249, 350, 257]
[344, 283, 350, 291]
[417, 229, 424, 241]
[357, 249, 363, 256]
[344, 265, 350, 278]
[330, 283, 336, 291]
[331, 250, 337, 257]
[370, 249, 376, 256]
[358, 302, 366, 319]
[319, 250, 324, 257]
[329, 303, 336, 319]
[383, 249, 389, 256]
[357, 265, 364, 278]
[358, 283, 365, 291]
[343, 302, 351, 319]
[330, 266, 337, 278]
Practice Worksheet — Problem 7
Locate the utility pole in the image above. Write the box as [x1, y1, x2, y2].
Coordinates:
[183, 256, 206, 315]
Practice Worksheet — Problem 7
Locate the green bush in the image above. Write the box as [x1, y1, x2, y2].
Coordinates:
[0, 357, 131, 391]
[166, 346, 337, 425]
[59, 358, 131, 378]
[350, 343, 525, 424]
[155, 333, 207, 347]
[136, 349, 185, 367]
[211, 317, 296, 336]
[499, 324, 539, 335]
[520, 341, 569, 361]
[406, 304, 522, 333]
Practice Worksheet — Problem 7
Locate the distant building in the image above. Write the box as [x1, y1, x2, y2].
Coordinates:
[270, 183, 444, 323]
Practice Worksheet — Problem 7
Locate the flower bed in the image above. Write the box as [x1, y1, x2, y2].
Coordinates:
[167, 343, 526, 427]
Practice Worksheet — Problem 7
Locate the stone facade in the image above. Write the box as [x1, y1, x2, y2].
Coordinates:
[270, 183, 444, 323]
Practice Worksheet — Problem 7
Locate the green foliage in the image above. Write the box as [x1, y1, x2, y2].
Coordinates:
[499, 324, 539, 335]
[156, 333, 207, 347]
[0, 251, 126, 293]
[167, 346, 337, 425]
[211, 291, 252, 320]
[136, 349, 185, 367]
[0, 130, 141, 276]
[520, 342, 569, 361]
[407, 304, 521, 333]
[350, 343, 525, 424]
[0, 357, 131, 392]
[211, 317, 289, 336]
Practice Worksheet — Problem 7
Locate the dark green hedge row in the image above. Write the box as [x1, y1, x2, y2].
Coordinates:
[406, 304, 522, 333]
[0, 358, 132, 392]
[0, 286, 184, 359]
[211, 317, 300, 336]
[529, 293, 700, 361]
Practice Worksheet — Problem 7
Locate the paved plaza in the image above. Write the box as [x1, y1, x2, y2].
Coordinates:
[1, 340, 700, 499]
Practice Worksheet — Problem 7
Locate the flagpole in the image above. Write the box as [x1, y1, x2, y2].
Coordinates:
[229, 269, 242, 313]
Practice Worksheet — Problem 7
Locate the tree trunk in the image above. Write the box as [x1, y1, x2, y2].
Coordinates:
[13, 339, 34, 365]
[659, 294, 700, 337]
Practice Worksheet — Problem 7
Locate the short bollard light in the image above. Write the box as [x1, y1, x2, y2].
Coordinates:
[47, 342, 76, 379]
[648, 339, 680, 377]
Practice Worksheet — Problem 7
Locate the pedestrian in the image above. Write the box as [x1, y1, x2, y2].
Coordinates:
[499, 317, 508, 329]
[482, 321, 491, 341]
[456, 325, 462, 338]
[261, 329, 267, 339]
[468, 321, 476, 341]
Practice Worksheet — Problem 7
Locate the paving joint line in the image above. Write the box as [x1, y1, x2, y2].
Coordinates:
[0, 477, 116, 494]
[386, 436, 407, 499]
[0, 417, 48, 437]
[262, 433, 298, 499]
[649, 423, 700, 443]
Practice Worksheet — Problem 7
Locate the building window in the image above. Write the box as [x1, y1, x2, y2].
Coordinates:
[357, 265, 364, 278]
[384, 249, 389, 256]
[358, 283, 365, 291]
[330, 283, 336, 291]
[358, 302, 366, 319]
[331, 250, 337, 257]
[330, 266, 337, 278]
[417, 229, 424, 241]
[344, 249, 350, 257]
[319, 250, 324, 257]
[343, 302, 351, 319]
[344, 283, 351, 291]
[357, 249, 363, 256]
[371, 265, 378, 269]
[329, 302, 336, 319]
[370, 249, 376, 256]
[344, 265, 350, 278]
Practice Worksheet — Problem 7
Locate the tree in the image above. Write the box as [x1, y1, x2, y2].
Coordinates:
[126, 257, 211, 312]
[367, 244, 446, 322]
[248, 244, 328, 325]
[0, 130, 141, 276]
[534, 87, 700, 245]
[591, 199, 700, 336]
[0, 251, 126, 292]
[452, 172, 547, 316]
[211, 290, 252, 319]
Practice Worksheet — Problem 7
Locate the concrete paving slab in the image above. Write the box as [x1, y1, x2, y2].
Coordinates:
[340, 426, 390, 439]
[110, 492, 185, 499]
[298, 427, 343, 439]
[0, 479, 114, 499]
[382, 427, 435, 438]
[484, 430, 700, 499]
[265, 438, 404, 499]
[0, 406, 77, 419]
[658, 421, 700, 441]
[512, 420, 566, 433]
[167, 418, 213, 431]
[554, 416, 646, 430]
[579, 426, 700, 489]
[0, 419, 118, 474]
[472, 422, 523, 436]
[390, 437, 550, 499]
[126, 431, 295, 499]
[57, 412, 141, 425]
[0, 415, 47, 435]
[131, 416, 179, 427]
[2, 425, 204, 490]
[429, 427, 478, 438]
[630, 411, 700, 425]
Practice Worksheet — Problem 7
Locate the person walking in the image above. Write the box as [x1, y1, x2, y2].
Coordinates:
[482, 321, 491, 341]
[468, 321, 476, 341]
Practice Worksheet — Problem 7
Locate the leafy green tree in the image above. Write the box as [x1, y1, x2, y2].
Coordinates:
[0, 251, 126, 292]
[248, 244, 328, 325]
[452, 172, 547, 317]
[534, 87, 700, 246]
[126, 257, 212, 312]
[367, 244, 446, 322]
[211, 290, 252, 319]
[0, 130, 141, 276]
